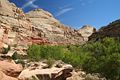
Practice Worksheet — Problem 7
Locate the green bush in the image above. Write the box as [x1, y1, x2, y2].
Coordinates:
[83, 38, 120, 80]
[27, 44, 42, 61]
[27, 44, 89, 68]
[27, 37, 120, 80]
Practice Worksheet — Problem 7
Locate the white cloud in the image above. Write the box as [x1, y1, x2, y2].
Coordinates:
[21, 0, 38, 10]
[55, 8, 74, 17]
[59, 3, 73, 10]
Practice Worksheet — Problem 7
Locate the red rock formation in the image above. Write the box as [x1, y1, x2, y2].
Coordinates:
[0, 60, 23, 77]
[0, 71, 18, 80]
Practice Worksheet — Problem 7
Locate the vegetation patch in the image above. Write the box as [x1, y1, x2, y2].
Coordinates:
[26, 37, 120, 80]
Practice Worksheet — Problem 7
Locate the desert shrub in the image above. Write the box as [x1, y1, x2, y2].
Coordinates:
[83, 38, 120, 80]
[27, 38, 120, 79]
[46, 58, 55, 68]
[27, 45, 65, 61]
[62, 45, 90, 68]
[27, 44, 42, 61]
[12, 52, 28, 60]
[27, 44, 89, 68]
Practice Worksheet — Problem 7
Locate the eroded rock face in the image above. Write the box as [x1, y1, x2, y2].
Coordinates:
[0, 0, 15, 17]
[26, 9, 84, 45]
[0, 0, 33, 48]
[0, 0, 94, 47]
[78, 25, 96, 41]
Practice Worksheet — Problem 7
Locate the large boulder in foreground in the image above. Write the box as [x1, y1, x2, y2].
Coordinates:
[0, 71, 18, 80]
[0, 60, 23, 77]
[18, 61, 73, 80]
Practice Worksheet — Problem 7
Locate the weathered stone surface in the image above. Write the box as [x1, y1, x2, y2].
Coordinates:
[18, 61, 73, 80]
[0, 0, 83, 56]
[67, 71, 106, 80]
[0, 8, 45, 55]
[85, 74, 106, 80]
[0, 0, 33, 56]
[0, 71, 18, 80]
[26, 9, 84, 45]
[0, 60, 23, 77]
[19, 68, 63, 80]
[0, 0, 95, 48]
[78, 25, 96, 41]
[0, 0, 15, 17]
[67, 70, 86, 80]
[26, 61, 49, 69]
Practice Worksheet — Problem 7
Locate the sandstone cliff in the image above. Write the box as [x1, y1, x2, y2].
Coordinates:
[0, 0, 32, 47]
[0, 0, 95, 48]
[78, 25, 96, 41]
[26, 9, 85, 45]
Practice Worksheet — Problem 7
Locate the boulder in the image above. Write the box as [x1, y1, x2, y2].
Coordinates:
[67, 70, 86, 80]
[19, 67, 72, 80]
[0, 60, 23, 77]
[0, 71, 18, 80]
[26, 61, 49, 69]
[85, 74, 106, 80]
[67, 71, 106, 80]
[19, 61, 73, 80]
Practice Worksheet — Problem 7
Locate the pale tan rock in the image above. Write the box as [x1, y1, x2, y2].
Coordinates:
[19, 67, 72, 80]
[0, 0, 15, 17]
[0, 0, 88, 47]
[26, 61, 49, 70]
[67, 71, 106, 80]
[26, 9, 84, 44]
[0, 0, 33, 55]
[67, 71, 86, 80]
[85, 74, 106, 80]
[0, 42, 3, 49]
[78, 25, 96, 41]
[0, 29, 4, 39]
[19, 62, 73, 80]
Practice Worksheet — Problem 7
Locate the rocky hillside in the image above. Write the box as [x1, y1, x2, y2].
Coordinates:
[0, 0, 95, 49]
[0, 0, 33, 48]
[89, 19, 120, 41]
[0, 0, 96, 56]
[26, 9, 84, 45]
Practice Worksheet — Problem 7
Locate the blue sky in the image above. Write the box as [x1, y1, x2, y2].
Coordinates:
[9, 0, 120, 29]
